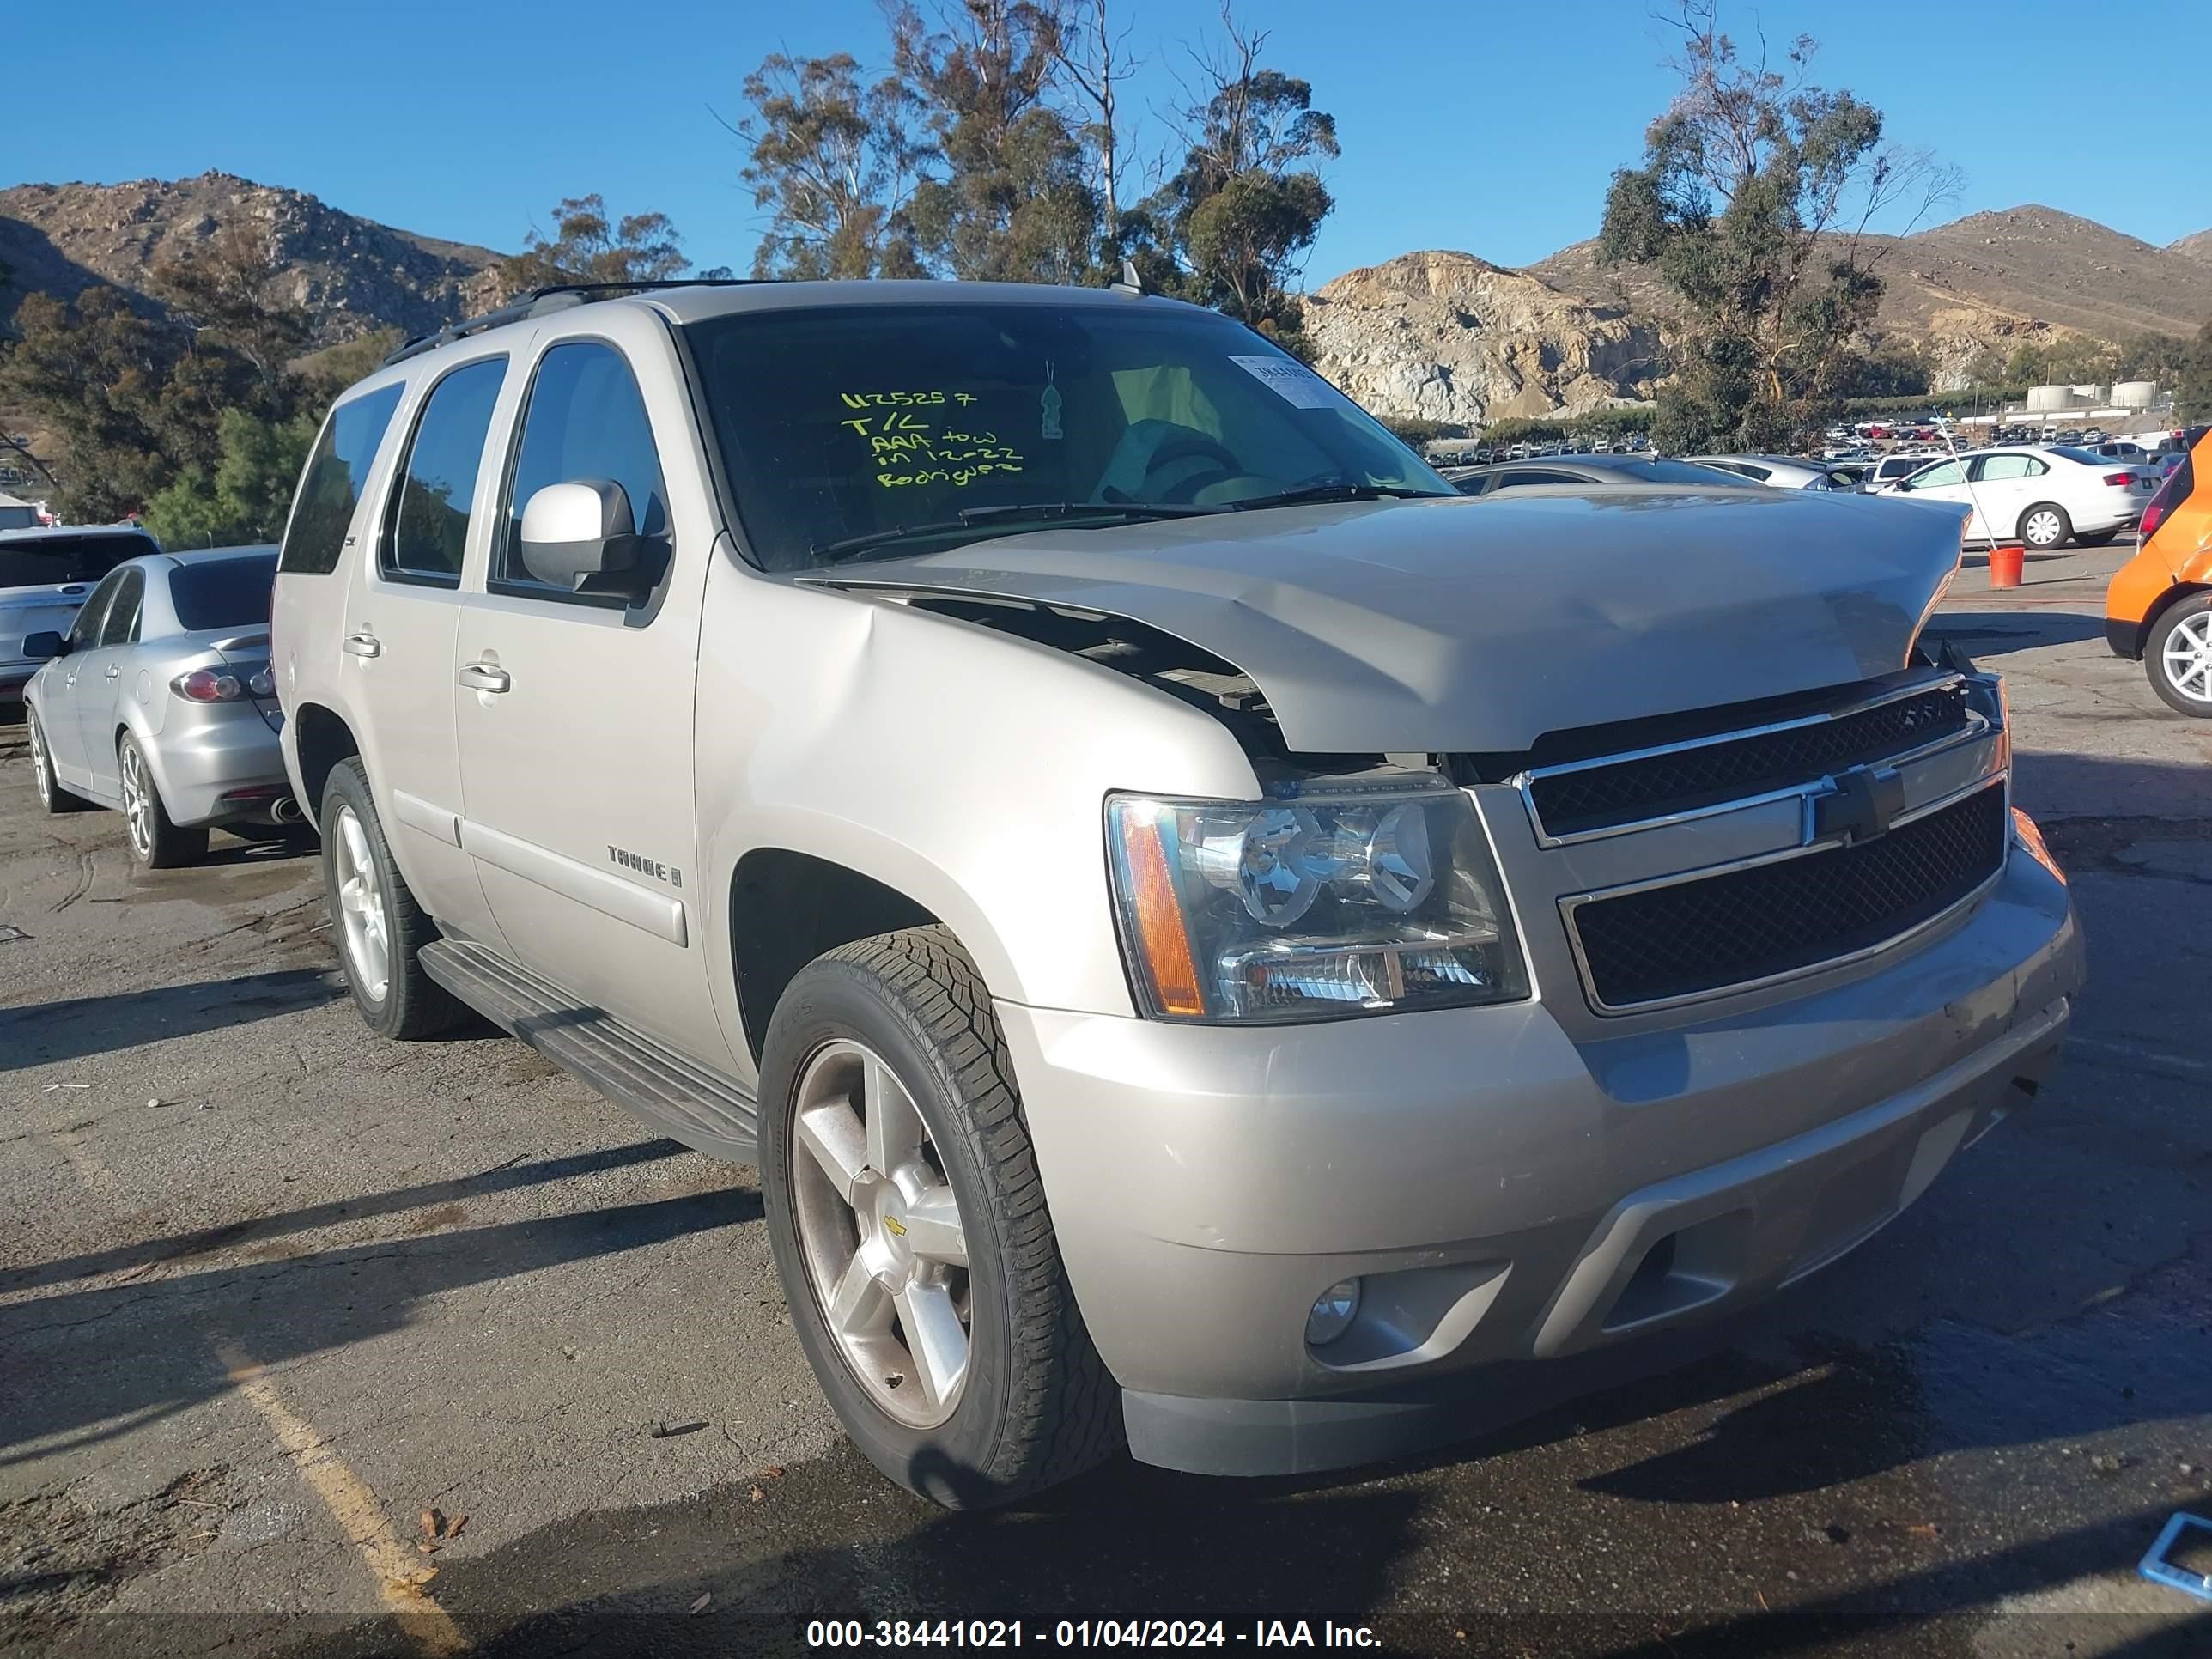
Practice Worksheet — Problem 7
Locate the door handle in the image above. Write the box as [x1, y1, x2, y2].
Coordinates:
[105, 666, 120, 680]
[343, 631, 381, 659]
[458, 662, 511, 694]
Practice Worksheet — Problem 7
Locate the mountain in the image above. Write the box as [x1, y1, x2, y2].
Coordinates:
[1304, 252, 1664, 428]
[1528, 205, 2212, 389]
[0, 171, 502, 344]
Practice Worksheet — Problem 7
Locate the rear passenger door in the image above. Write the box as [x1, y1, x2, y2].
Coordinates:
[1967, 452, 2046, 542]
[343, 354, 511, 950]
[73, 566, 144, 796]
[452, 318, 724, 1063]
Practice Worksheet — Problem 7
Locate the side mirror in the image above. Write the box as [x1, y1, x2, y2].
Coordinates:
[517, 480, 649, 596]
[21, 630, 67, 660]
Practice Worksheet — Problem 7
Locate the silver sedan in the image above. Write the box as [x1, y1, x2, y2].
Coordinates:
[20, 545, 303, 866]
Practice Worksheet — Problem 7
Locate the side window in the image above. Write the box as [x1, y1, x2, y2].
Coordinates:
[99, 568, 145, 646]
[1973, 453, 2045, 482]
[66, 568, 126, 647]
[380, 357, 507, 586]
[1902, 460, 1966, 490]
[279, 383, 405, 576]
[496, 342, 671, 605]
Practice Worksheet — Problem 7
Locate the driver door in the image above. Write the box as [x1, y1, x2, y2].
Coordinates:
[40, 568, 123, 787]
[1896, 458, 1976, 535]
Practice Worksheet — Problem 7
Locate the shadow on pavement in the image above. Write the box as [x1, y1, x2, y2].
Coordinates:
[0, 967, 343, 1072]
[0, 1185, 759, 1462]
[1924, 609, 2108, 652]
[0, 1139, 689, 1293]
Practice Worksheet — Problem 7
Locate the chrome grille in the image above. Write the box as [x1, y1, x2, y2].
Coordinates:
[1567, 782, 2008, 1012]
[1526, 681, 1975, 842]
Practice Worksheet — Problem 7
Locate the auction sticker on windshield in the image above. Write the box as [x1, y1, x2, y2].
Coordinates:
[1229, 355, 1335, 408]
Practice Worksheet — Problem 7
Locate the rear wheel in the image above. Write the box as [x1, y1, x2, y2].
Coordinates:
[118, 733, 208, 868]
[319, 758, 469, 1037]
[2146, 592, 2212, 718]
[25, 707, 91, 814]
[2018, 501, 2072, 550]
[760, 926, 1121, 1508]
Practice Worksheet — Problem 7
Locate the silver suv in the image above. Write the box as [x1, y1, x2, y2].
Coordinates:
[271, 279, 2082, 1507]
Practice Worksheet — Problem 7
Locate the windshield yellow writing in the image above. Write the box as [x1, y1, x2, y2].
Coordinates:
[839, 398, 1028, 489]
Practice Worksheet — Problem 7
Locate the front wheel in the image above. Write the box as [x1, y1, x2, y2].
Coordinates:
[2147, 592, 2212, 718]
[25, 707, 91, 814]
[2018, 501, 2073, 550]
[118, 733, 208, 868]
[759, 927, 1121, 1508]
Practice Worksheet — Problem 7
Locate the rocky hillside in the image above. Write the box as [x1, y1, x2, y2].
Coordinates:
[0, 172, 501, 344]
[1304, 252, 1664, 427]
[1529, 205, 2212, 392]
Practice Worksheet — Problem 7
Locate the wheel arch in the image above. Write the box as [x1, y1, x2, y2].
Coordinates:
[290, 701, 362, 832]
[726, 847, 950, 1067]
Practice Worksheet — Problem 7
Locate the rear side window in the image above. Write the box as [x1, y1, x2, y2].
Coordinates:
[382, 357, 507, 586]
[279, 383, 405, 576]
[1973, 453, 2046, 481]
[99, 568, 145, 646]
[0, 532, 158, 586]
[170, 554, 278, 631]
[495, 342, 670, 605]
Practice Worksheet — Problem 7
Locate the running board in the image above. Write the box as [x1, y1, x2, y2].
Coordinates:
[419, 939, 758, 1162]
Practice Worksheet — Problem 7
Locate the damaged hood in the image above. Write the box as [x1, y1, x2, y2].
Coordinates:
[802, 489, 1964, 754]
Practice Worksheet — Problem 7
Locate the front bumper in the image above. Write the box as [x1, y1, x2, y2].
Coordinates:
[1001, 847, 2081, 1475]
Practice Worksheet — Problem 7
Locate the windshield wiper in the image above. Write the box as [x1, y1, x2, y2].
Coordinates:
[811, 501, 1224, 564]
[1229, 481, 1443, 513]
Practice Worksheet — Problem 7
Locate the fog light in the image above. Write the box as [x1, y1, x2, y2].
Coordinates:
[1305, 1278, 1363, 1346]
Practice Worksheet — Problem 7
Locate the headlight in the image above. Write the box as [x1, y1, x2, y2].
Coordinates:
[1106, 776, 1529, 1023]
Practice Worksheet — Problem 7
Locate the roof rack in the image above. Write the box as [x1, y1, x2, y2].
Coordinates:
[381, 277, 764, 368]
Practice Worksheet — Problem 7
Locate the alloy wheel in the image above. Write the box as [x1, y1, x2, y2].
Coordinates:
[2162, 613, 2212, 704]
[28, 714, 52, 809]
[788, 1038, 973, 1428]
[2023, 508, 2063, 548]
[119, 743, 154, 860]
[331, 804, 392, 1001]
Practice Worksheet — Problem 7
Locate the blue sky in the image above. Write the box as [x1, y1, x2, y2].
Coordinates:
[13, 0, 2207, 283]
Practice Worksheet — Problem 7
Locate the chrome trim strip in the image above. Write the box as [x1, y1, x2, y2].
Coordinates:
[1516, 672, 1972, 848]
[1559, 775, 2011, 1017]
[459, 818, 690, 947]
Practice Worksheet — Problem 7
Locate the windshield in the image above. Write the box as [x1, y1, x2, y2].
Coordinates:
[169, 553, 277, 631]
[683, 301, 1453, 570]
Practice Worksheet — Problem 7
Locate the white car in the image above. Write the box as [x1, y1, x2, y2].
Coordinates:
[1876, 446, 2158, 548]
[1690, 454, 1854, 489]
[1863, 453, 1936, 490]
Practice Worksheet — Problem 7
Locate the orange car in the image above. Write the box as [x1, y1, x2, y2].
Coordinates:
[2106, 423, 2212, 715]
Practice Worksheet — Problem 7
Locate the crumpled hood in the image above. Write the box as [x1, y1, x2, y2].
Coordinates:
[803, 488, 1965, 753]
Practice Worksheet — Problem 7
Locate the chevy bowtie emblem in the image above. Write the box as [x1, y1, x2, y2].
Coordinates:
[1809, 765, 1907, 846]
[883, 1215, 908, 1237]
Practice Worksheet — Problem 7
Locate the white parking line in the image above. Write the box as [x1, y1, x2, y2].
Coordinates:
[215, 1344, 467, 1657]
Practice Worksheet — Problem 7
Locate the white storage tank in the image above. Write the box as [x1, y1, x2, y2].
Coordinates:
[2112, 380, 2160, 409]
[2026, 384, 2078, 412]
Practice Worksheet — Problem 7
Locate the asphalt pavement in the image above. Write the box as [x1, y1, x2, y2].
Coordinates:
[2, 539, 2207, 1658]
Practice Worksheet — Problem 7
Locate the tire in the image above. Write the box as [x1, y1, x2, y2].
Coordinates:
[759, 926, 1121, 1509]
[25, 705, 92, 814]
[319, 757, 469, 1037]
[2018, 501, 2072, 550]
[2072, 529, 2118, 547]
[2145, 592, 2212, 718]
[118, 732, 209, 868]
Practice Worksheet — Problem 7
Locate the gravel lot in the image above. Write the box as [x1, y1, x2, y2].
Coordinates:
[3, 540, 2208, 1658]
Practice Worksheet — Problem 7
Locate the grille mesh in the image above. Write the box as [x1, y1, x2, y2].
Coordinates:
[1529, 685, 1973, 837]
[1571, 783, 2008, 1009]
